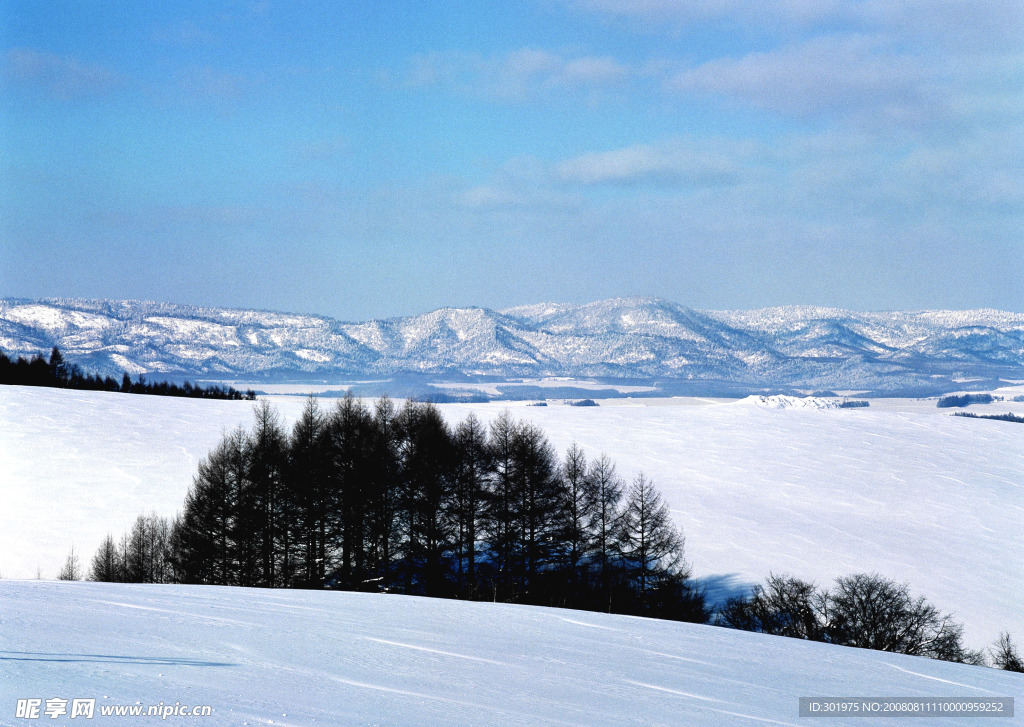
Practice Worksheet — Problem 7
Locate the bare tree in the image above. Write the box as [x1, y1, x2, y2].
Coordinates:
[717, 573, 823, 640]
[815, 573, 978, 662]
[57, 546, 82, 581]
[991, 632, 1024, 672]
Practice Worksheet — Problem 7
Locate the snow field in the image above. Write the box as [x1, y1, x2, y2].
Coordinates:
[2, 580, 1021, 727]
[1, 385, 1021, 649]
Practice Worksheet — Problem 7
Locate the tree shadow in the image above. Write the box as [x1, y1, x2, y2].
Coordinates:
[693, 573, 756, 610]
[0, 651, 236, 667]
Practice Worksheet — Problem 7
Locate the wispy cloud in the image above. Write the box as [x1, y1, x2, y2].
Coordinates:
[457, 184, 583, 211]
[568, 0, 1024, 44]
[668, 36, 933, 120]
[448, 119, 1023, 243]
[450, 137, 760, 218]
[555, 138, 755, 186]
[3, 48, 124, 100]
[568, 0, 1023, 127]
[666, 34, 1023, 130]
[398, 48, 629, 101]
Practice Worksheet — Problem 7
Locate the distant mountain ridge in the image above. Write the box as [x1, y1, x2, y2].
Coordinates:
[2, 297, 1022, 395]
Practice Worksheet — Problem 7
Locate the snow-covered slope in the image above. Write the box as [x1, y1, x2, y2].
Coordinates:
[3, 580, 1020, 727]
[2, 386, 1022, 649]
[2, 297, 1023, 393]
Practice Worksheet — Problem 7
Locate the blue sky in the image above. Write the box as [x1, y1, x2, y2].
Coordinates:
[1, 0, 1021, 319]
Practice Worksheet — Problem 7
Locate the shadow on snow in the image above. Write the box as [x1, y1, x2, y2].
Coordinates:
[0, 651, 236, 667]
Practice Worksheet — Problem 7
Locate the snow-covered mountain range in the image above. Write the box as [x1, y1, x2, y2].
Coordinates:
[2, 297, 1023, 394]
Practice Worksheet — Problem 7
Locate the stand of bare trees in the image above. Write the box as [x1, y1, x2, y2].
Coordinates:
[89, 514, 174, 584]
[716, 572, 995, 665]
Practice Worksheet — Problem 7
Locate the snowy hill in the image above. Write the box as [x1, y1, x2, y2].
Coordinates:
[2, 297, 1023, 394]
[3, 580, 1021, 727]
[3, 385, 1022, 649]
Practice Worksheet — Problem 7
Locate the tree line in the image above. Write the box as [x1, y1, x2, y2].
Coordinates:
[0, 346, 255, 400]
[90, 397, 706, 621]
[937, 393, 995, 408]
[716, 572, 1023, 671]
[953, 412, 1024, 424]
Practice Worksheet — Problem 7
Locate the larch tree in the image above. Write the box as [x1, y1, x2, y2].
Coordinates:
[617, 473, 686, 611]
[57, 545, 82, 581]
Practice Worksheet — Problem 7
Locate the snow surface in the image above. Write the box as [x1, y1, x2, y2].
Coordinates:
[436, 398, 1024, 648]
[1, 386, 1022, 650]
[2, 580, 1021, 727]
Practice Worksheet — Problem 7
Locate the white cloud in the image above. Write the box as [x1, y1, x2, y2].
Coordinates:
[568, 0, 1024, 46]
[400, 48, 629, 101]
[668, 35, 934, 119]
[555, 138, 755, 186]
[457, 183, 584, 212]
[665, 34, 1024, 131]
[569, 0, 750, 25]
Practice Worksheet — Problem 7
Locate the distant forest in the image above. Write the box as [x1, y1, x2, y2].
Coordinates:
[0, 346, 255, 400]
[937, 393, 996, 407]
[954, 411, 1024, 424]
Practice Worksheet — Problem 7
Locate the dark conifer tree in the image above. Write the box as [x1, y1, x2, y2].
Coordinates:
[122, 513, 173, 583]
[28, 354, 49, 386]
[89, 534, 122, 582]
[367, 396, 403, 591]
[398, 402, 456, 596]
[48, 346, 68, 386]
[587, 454, 624, 610]
[556, 443, 596, 605]
[617, 473, 687, 613]
[226, 426, 259, 586]
[125, 516, 146, 583]
[510, 422, 563, 602]
[174, 432, 242, 584]
[248, 401, 289, 587]
[322, 395, 377, 589]
[484, 411, 519, 600]
[451, 413, 492, 598]
[287, 395, 326, 587]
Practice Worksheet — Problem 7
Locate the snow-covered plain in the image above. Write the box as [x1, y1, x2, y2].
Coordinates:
[437, 396, 1024, 648]
[1, 386, 1022, 650]
[2, 580, 1021, 727]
